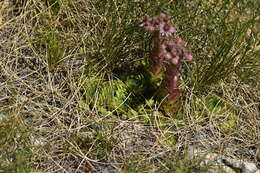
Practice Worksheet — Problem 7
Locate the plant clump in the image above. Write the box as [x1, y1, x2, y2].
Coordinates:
[140, 13, 193, 104]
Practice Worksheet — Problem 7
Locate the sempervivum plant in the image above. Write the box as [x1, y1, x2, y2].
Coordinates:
[140, 13, 192, 104]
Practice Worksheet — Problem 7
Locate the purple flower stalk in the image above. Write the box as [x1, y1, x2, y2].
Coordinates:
[140, 13, 193, 104]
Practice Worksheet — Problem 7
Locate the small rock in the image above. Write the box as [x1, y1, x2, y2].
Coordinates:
[243, 162, 258, 173]
[188, 146, 260, 173]
[0, 113, 7, 121]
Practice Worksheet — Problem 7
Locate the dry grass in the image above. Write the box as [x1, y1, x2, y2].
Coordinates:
[0, 0, 259, 172]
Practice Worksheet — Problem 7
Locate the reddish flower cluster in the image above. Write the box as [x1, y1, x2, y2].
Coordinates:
[140, 13, 193, 103]
[159, 37, 193, 66]
[140, 13, 176, 36]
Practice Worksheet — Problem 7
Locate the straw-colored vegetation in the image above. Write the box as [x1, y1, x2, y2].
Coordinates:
[0, 0, 259, 172]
